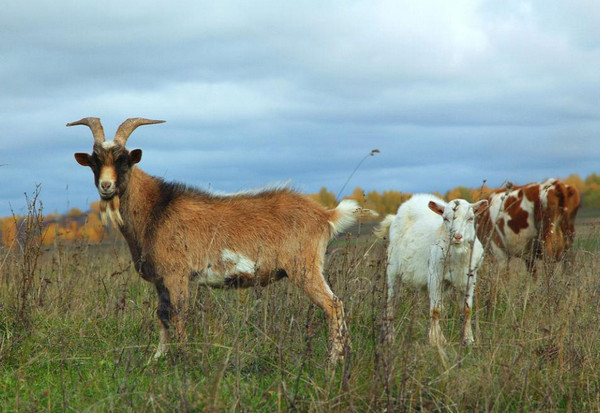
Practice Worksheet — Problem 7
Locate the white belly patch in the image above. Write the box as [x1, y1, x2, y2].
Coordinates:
[193, 249, 258, 287]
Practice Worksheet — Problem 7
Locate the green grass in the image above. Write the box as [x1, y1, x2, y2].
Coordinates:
[2, 220, 600, 411]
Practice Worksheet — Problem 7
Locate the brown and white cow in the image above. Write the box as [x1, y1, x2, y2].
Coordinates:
[476, 178, 572, 274]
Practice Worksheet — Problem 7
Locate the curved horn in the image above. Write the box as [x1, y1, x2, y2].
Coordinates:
[114, 118, 165, 146]
[66, 117, 106, 145]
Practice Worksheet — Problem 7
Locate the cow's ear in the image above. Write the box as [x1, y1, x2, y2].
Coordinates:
[473, 200, 489, 215]
[428, 201, 445, 216]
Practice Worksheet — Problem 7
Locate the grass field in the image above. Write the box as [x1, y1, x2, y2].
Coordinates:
[2, 213, 600, 411]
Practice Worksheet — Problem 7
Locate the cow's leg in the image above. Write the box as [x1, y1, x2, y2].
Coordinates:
[525, 256, 537, 278]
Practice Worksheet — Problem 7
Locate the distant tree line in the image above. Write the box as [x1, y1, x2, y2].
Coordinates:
[0, 173, 597, 249]
[309, 173, 596, 216]
[1, 201, 113, 249]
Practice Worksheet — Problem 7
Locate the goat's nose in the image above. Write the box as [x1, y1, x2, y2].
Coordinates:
[454, 234, 463, 242]
[100, 181, 112, 190]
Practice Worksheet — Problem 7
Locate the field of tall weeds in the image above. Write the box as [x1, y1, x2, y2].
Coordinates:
[2, 200, 600, 411]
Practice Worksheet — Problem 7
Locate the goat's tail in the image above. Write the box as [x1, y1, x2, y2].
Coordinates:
[328, 199, 378, 238]
[373, 214, 395, 238]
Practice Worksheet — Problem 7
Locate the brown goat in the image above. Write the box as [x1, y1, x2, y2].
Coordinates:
[69, 117, 373, 362]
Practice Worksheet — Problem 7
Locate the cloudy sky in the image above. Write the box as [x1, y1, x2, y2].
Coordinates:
[1, 1, 599, 216]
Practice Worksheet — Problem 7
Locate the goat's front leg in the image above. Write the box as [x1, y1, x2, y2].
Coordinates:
[153, 275, 189, 359]
[154, 279, 171, 359]
[427, 252, 445, 347]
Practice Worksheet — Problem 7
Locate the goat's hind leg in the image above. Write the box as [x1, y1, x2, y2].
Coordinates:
[297, 269, 349, 363]
[384, 266, 400, 345]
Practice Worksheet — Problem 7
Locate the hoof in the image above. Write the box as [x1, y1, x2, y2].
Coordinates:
[151, 342, 167, 361]
[462, 336, 475, 346]
[428, 333, 447, 347]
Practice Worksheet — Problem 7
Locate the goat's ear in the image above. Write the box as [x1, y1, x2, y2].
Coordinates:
[472, 199, 489, 215]
[129, 149, 142, 164]
[428, 201, 445, 216]
[74, 153, 91, 167]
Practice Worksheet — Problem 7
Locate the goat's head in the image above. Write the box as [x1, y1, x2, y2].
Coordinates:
[429, 199, 489, 246]
[69, 117, 165, 225]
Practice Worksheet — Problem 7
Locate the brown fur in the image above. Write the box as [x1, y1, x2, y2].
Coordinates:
[71, 118, 361, 363]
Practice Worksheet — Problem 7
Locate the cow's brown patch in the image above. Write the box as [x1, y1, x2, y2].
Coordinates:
[476, 205, 507, 251]
[522, 184, 542, 225]
[523, 184, 541, 204]
[504, 193, 529, 234]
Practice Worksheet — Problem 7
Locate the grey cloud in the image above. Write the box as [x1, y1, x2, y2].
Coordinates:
[1, 1, 599, 215]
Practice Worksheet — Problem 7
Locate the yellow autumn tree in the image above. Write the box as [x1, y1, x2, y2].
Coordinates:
[365, 190, 383, 214]
[90, 201, 102, 213]
[564, 174, 585, 193]
[308, 187, 337, 209]
[42, 222, 58, 246]
[584, 176, 600, 208]
[345, 187, 366, 204]
[84, 212, 105, 243]
[445, 186, 473, 202]
[68, 208, 83, 218]
[381, 190, 411, 215]
[1, 217, 18, 249]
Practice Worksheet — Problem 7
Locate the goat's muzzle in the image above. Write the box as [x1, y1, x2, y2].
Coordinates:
[452, 233, 464, 245]
[98, 185, 116, 200]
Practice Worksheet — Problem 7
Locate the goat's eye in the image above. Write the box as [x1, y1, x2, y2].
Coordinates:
[115, 155, 129, 166]
[468, 217, 474, 222]
[87, 156, 99, 168]
[443, 217, 450, 222]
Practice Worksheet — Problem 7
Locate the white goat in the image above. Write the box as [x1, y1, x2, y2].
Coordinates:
[375, 194, 488, 346]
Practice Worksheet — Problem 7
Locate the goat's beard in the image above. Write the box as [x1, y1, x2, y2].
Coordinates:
[99, 196, 124, 227]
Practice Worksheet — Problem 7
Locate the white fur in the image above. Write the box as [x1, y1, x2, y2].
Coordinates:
[221, 249, 257, 273]
[101, 141, 117, 149]
[329, 199, 361, 236]
[194, 249, 258, 287]
[376, 194, 486, 346]
[210, 181, 293, 197]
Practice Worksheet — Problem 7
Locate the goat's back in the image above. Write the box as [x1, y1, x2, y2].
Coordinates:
[391, 194, 445, 239]
[144, 184, 335, 274]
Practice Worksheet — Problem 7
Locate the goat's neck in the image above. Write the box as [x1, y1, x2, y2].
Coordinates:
[118, 167, 160, 243]
[436, 225, 451, 248]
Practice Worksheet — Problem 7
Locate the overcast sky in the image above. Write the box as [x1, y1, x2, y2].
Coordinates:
[1, 1, 599, 216]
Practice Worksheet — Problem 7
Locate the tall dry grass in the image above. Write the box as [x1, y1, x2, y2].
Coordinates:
[1, 202, 600, 411]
